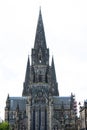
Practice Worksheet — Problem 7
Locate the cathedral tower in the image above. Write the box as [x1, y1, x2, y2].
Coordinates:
[5, 9, 77, 130]
[22, 9, 59, 130]
[22, 9, 59, 97]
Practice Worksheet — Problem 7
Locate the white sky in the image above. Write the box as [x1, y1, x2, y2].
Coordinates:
[0, 0, 87, 119]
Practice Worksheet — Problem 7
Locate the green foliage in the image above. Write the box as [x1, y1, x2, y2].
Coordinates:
[0, 121, 11, 130]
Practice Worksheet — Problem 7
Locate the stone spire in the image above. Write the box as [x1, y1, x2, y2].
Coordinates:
[24, 56, 30, 84]
[6, 94, 10, 108]
[34, 9, 47, 50]
[22, 56, 30, 96]
[32, 9, 49, 65]
[51, 56, 59, 96]
[51, 56, 57, 82]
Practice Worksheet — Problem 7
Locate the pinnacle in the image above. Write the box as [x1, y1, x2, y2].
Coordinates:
[34, 9, 47, 50]
[51, 56, 57, 82]
[25, 56, 30, 83]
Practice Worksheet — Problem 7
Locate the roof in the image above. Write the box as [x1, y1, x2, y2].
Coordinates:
[9, 97, 27, 111]
[53, 96, 71, 109]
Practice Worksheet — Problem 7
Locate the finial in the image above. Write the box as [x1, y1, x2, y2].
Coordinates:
[39, 6, 42, 18]
[52, 55, 54, 60]
[28, 54, 29, 60]
[39, 6, 41, 11]
[7, 94, 9, 99]
[34, 6, 47, 49]
[51, 56, 54, 66]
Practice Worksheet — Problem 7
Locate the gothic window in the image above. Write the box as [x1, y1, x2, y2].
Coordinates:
[38, 71, 42, 82]
[33, 73, 35, 82]
[33, 109, 35, 130]
[39, 109, 41, 130]
[45, 108, 47, 130]
[38, 48, 42, 63]
[10, 112, 14, 119]
[45, 73, 48, 83]
[39, 55, 42, 63]
[39, 74, 42, 82]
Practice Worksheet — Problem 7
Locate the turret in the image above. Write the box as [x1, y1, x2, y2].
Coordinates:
[51, 57, 59, 96]
[22, 56, 30, 96]
[5, 94, 10, 121]
[51, 56, 57, 82]
[6, 94, 10, 108]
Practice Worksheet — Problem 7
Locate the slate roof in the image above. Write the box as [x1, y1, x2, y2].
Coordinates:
[9, 97, 27, 111]
[53, 96, 71, 109]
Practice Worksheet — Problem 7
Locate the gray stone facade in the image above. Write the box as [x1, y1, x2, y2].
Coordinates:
[5, 9, 77, 130]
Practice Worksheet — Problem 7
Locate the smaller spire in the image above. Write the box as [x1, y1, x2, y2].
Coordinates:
[7, 94, 9, 100]
[6, 94, 10, 109]
[51, 56, 57, 82]
[25, 56, 30, 83]
[22, 56, 30, 96]
[51, 56, 59, 96]
[6, 94, 9, 103]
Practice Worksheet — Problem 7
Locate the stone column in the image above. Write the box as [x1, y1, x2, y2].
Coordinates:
[41, 106, 45, 130]
[47, 96, 53, 130]
[26, 96, 31, 130]
[35, 107, 39, 130]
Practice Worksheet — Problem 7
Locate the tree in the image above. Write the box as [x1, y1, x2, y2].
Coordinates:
[0, 121, 11, 130]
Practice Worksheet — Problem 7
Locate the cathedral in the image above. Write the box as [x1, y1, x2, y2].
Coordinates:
[5, 9, 77, 130]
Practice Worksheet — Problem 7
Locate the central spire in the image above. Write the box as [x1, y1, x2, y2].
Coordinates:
[34, 9, 47, 50]
[32, 9, 49, 65]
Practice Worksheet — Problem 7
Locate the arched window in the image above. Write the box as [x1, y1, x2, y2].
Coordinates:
[45, 72, 48, 83]
[38, 48, 42, 63]
[39, 74, 42, 82]
[38, 71, 42, 82]
[39, 55, 42, 63]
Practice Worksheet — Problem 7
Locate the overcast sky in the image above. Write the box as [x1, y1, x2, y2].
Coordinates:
[0, 0, 87, 119]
